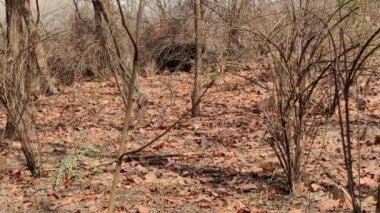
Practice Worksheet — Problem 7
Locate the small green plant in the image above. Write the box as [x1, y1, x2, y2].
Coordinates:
[79, 143, 100, 157]
[52, 132, 99, 190]
[53, 154, 81, 190]
[205, 64, 220, 81]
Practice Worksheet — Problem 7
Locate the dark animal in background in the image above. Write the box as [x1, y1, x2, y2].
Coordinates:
[156, 43, 199, 72]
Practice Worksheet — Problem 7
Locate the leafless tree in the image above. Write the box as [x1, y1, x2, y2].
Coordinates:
[249, 1, 380, 211]
[1, 0, 41, 176]
[191, 0, 203, 116]
[105, 0, 145, 211]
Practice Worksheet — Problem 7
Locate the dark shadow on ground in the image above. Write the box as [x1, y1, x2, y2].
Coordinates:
[135, 159, 291, 195]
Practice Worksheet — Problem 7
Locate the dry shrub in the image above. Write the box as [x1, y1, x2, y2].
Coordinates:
[200, 0, 266, 70]
[45, 15, 109, 85]
[249, 1, 380, 201]
[139, 16, 195, 67]
[138, 1, 262, 73]
[142, 60, 158, 77]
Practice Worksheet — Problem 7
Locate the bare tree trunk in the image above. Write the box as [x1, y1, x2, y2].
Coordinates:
[134, 0, 146, 107]
[107, 1, 144, 212]
[22, 0, 58, 95]
[93, 0, 104, 42]
[2, 0, 41, 175]
[92, 0, 111, 74]
[96, 0, 145, 105]
[3, 0, 24, 140]
[4, 119, 17, 139]
[156, 0, 167, 19]
[192, 0, 203, 117]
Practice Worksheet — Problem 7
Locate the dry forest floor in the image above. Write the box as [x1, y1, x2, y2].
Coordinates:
[0, 64, 379, 212]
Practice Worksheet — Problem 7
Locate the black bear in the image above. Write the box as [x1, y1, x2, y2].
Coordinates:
[156, 43, 198, 72]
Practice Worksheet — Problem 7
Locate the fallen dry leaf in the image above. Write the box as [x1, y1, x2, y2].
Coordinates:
[144, 172, 157, 183]
[195, 195, 213, 203]
[237, 208, 251, 213]
[49, 192, 61, 200]
[288, 208, 303, 213]
[250, 207, 265, 213]
[31, 178, 43, 185]
[57, 197, 75, 207]
[293, 182, 307, 194]
[195, 195, 213, 208]
[88, 204, 99, 212]
[164, 197, 178, 204]
[170, 176, 186, 186]
[235, 200, 246, 210]
[266, 186, 281, 197]
[318, 198, 340, 212]
[238, 183, 258, 192]
[373, 145, 380, 153]
[260, 161, 281, 172]
[362, 195, 377, 207]
[215, 149, 235, 157]
[199, 177, 214, 183]
[360, 177, 378, 189]
[137, 206, 150, 213]
[309, 183, 323, 192]
[22, 200, 34, 208]
[226, 157, 240, 167]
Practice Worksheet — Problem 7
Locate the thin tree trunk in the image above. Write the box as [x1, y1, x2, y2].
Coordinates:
[97, 0, 145, 105]
[93, 0, 104, 42]
[192, 0, 203, 117]
[107, 0, 144, 212]
[22, 0, 58, 95]
[4, 119, 17, 139]
[92, 0, 110, 73]
[134, 0, 146, 107]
